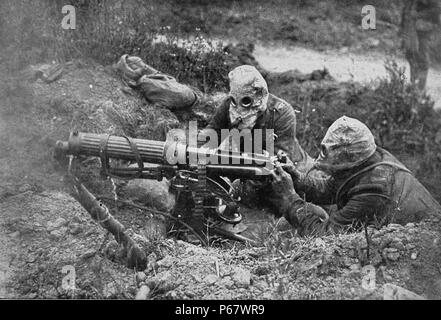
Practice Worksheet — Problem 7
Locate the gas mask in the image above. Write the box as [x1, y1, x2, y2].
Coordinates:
[228, 65, 269, 130]
[313, 116, 377, 173]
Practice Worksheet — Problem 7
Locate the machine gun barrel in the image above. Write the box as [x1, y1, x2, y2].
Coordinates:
[55, 132, 272, 241]
[55, 132, 274, 179]
[55, 131, 166, 164]
[56, 132, 273, 165]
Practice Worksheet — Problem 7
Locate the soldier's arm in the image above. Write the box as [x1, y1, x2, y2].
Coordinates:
[278, 158, 335, 205]
[272, 104, 305, 163]
[271, 164, 334, 227]
[292, 187, 391, 237]
[272, 103, 336, 204]
[293, 171, 336, 205]
[199, 99, 230, 147]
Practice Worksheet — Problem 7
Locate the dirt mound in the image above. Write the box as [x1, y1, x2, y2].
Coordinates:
[0, 190, 138, 298]
[0, 59, 183, 298]
[2, 187, 440, 299]
[1, 52, 441, 300]
[0, 59, 182, 192]
[135, 218, 441, 300]
[25, 60, 180, 139]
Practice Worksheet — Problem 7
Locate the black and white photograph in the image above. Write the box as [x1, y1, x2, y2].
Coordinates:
[0, 0, 441, 308]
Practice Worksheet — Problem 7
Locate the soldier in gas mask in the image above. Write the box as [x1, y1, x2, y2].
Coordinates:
[116, 56, 312, 171]
[199, 65, 314, 211]
[201, 65, 312, 173]
[270, 116, 441, 236]
[115, 56, 314, 213]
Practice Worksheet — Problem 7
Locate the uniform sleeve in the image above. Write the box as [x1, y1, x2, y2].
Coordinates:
[285, 185, 392, 237]
[206, 99, 230, 130]
[293, 171, 336, 205]
[272, 105, 300, 162]
[200, 99, 230, 146]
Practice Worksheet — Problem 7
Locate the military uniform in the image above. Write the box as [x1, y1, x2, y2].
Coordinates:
[205, 93, 312, 171]
[203, 92, 314, 214]
[273, 116, 441, 236]
[116, 57, 311, 167]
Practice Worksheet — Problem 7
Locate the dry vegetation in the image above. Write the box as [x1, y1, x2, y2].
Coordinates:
[1, 0, 441, 300]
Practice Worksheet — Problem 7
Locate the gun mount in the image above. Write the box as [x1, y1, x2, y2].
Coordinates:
[55, 131, 276, 244]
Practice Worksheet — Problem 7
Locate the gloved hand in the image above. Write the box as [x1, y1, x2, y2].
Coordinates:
[295, 202, 329, 222]
[275, 150, 302, 181]
[269, 163, 296, 198]
[268, 164, 301, 227]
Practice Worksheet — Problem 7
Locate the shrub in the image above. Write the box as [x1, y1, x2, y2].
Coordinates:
[289, 60, 441, 200]
[2, 0, 440, 200]
[0, 0, 230, 93]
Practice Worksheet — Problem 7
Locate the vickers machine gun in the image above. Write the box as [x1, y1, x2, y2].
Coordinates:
[55, 131, 277, 249]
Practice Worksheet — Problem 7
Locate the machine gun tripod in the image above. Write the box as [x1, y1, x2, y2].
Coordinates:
[55, 131, 276, 245]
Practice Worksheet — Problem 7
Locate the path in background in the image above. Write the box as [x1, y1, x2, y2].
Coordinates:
[254, 45, 441, 109]
[150, 35, 441, 108]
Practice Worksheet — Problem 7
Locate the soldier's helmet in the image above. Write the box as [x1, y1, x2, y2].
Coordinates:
[315, 116, 376, 171]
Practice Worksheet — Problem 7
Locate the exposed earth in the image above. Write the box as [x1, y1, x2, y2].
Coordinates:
[1, 41, 441, 300]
